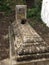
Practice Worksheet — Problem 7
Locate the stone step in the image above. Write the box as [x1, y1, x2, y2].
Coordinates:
[16, 53, 49, 62]
[17, 46, 49, 56]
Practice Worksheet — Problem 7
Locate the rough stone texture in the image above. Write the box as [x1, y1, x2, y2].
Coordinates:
[18, 23, 43, 43]
[11, 21, 49, 64]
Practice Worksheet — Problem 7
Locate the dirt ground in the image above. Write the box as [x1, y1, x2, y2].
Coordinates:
[0, 14, 49, 60]
[0, 12, 15, 60]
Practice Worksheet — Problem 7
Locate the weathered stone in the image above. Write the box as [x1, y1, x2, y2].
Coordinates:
[9, 5, 49, 65]
[16, 5, 27, 22]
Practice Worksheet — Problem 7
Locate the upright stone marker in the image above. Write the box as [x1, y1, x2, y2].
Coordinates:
[16, 5, 27, 23]
[41, 0, 49, 27]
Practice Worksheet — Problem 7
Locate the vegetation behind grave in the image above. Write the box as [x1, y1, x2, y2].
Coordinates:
[0, 0, 25, 16]
[27, 0, 42, 21]
[0, 0, 42, 16]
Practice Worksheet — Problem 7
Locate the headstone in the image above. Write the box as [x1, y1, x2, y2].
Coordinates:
[16, 5, 27, 22]
[41, 0, 49, 27]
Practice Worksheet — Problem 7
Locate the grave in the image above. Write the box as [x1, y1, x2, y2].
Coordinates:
[8, 5, 49, 65]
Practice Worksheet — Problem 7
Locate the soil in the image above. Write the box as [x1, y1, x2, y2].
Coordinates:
[0, 12, 15, 60]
